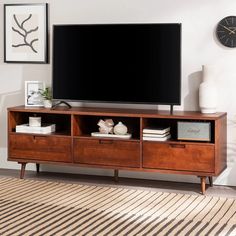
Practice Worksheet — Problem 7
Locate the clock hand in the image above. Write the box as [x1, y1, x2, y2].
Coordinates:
[220, 24, 235, 34]
[229, 28, 236, 35]
[224, 26, 235, 34]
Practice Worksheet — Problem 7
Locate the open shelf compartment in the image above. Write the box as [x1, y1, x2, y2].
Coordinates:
[73, 115, 140, 140]
[9, 111, 71, 136]
[142, 118, 215, 143]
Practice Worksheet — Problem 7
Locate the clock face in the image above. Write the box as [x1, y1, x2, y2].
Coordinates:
[216, 16, 236, 48]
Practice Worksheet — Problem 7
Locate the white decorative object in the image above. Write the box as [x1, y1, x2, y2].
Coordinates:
[29, 117, 41, 127]
[114, 122, 128, 135]
[199, 65, 218, 113]
[43, 100, 52, 108]
[97, 119, 114, 134]
[16, 123, 55, 134]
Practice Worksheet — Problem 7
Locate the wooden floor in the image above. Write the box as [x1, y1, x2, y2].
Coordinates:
[1, 168, 236, 198]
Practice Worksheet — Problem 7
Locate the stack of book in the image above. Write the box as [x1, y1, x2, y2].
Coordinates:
[143, 126, 171, 141]
[15, 123, 56, 134]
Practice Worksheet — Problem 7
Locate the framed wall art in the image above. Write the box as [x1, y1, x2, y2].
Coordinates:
[25, 81, 45, 106]
[4, 3, 48, 63]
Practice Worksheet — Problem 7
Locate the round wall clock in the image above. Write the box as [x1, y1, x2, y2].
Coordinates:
[216, 16, 236, 48]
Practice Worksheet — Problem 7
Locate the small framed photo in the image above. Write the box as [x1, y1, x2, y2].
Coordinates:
[4, 3, 48, 63]
[25, 81, 45, 107]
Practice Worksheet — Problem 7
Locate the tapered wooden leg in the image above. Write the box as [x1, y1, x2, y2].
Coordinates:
[200, 176, 206, 194]
[36, 163, 40, 173]
[114, 169, 119, 182]
[208, 176, 213, 187]
[20, 163, 26, 179]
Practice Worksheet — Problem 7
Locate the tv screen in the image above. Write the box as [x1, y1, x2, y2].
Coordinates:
[53, 24, 181, 105]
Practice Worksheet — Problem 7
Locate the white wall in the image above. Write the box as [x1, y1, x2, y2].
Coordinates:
[1, 0, 236, 186]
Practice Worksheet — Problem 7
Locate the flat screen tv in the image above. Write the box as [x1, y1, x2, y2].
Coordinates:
[52, 24, 181, 105]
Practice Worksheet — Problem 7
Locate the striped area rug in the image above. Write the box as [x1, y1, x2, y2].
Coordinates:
[0, 178, 236, 236]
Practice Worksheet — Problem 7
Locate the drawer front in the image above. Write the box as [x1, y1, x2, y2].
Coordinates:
[74, 138, 140, 167]
[9, 134, 72, 162]
[143, 142, 215, 172]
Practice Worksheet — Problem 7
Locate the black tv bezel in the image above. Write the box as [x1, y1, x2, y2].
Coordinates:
[52, 23, 182, 106]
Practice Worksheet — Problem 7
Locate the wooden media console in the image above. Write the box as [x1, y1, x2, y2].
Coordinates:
[8, 106, 227, 194]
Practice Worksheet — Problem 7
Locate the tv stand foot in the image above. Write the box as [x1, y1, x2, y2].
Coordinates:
[19, 162, 27, 179]
[51, 101, 72, 110]
[36, 163, 40, 173]
[114, 169, 119, 182]
[208, 176, 213, 187]
[200, 176, 206, 195]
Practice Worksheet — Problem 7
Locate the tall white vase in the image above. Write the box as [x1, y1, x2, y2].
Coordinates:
[199, 65, 218, 114]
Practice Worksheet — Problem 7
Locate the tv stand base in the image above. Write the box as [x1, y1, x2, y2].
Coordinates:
[52, 101, 72, 109]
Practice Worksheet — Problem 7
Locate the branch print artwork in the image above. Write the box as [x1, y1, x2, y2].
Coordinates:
[4, 4, 48, 62]
[12, 14, 39, 53]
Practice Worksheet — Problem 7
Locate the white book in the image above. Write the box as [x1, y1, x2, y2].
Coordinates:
[143, 127, 170, 135]
[143, 132, 170, 138]
[143, 134, 171, 141]
[16, 123, 56, 134]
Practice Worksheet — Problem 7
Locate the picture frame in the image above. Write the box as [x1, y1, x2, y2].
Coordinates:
[4, 3, 48, 63]
[25, 81, 45, 107]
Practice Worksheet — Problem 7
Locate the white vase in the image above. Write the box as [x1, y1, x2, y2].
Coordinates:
[199, 65, 218, 113]
[114, 122, 128, 135]
[43, 100, 52, 108]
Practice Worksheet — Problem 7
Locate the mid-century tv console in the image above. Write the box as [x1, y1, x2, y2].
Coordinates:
[8, 106, 227, 194]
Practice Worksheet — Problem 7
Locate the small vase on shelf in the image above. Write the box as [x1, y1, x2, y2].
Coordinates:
[114, 122, 128, 135]
[43, 99, 52, 108]
[39, 87, 52, 109]
[199, 65, 218, 114]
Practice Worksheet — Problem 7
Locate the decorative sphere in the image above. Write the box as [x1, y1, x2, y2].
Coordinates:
[114, 122, 128, 135]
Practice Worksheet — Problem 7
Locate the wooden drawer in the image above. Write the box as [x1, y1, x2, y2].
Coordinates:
[9, 134, 72, 162]
[143, 142, 215, 172]
[74, 138, 140, 167]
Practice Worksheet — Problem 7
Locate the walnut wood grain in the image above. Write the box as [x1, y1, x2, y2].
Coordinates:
[215, 116, 227, 175]
[9, 134, 72, 162]
[73, 138, 140, 168]
[143, 142, 215, 172]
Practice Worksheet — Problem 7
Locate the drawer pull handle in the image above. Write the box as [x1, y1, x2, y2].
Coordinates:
[33, 135, 47, 140]
[170, 144, 186, 148]
[99, 140, 113, 144]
